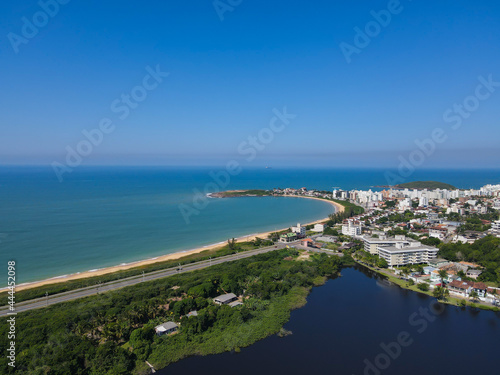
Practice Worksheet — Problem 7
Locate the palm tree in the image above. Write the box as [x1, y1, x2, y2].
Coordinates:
[433, 286, 445, 300]
[438, 270, 448, 286]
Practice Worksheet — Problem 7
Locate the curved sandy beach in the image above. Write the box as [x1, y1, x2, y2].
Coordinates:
[14, 196, 344, 292]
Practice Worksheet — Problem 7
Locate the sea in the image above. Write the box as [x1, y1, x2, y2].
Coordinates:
[0, 166, 499, 284]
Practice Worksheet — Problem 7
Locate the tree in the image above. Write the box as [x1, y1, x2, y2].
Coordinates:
[413, 264, 424, 274]
[377, 257, 388, 269]
[268, 232, 280, 241]
[433, 286, 449, 301]
[227, 238, 237, 250]
[323, 227, 338, 236]
[421, 237, 441, 247]
[400, 265, 411, 280]
[89, 342, 135, 374]
[417, 283, 429, 292]
[385, 200, 396, 208]
[252, 237, 262, 247]
[469, 290, 479, 302]
[433, 286, 444, 300]
[438, 270, 448, 286]
[378, 217, 389, 224]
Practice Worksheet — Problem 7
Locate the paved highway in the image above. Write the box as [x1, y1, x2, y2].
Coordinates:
[0, 244, 289, 316]
[1, 240, 341, 316]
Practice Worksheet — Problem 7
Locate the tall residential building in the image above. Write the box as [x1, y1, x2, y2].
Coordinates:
[362, 235, 409, 255]
[377, 242, 439, 267]
[342, 219, 362, 236]
[291, 223, 306, 238]
[419, 196, 429, 207]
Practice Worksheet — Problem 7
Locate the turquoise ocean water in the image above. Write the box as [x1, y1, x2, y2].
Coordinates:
[0, 167, 499, 284]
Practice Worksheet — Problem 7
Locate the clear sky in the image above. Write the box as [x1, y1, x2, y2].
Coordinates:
[1, 0, 500, 168]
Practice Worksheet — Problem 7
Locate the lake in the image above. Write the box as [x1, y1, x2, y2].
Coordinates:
[160, 266, 499, 375]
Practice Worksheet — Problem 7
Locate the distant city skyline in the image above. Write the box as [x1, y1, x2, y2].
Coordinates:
[1, 0, 500, 168]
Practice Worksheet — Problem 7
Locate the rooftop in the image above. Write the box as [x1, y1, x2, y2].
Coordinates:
[378, 244, 438, 254]
[155, 322, 178, 332]
[214, 293, 237, 303]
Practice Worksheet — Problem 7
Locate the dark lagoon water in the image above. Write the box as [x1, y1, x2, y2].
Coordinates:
[160, 266, 499, 375]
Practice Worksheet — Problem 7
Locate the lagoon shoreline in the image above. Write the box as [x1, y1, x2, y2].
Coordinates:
[12, 196, 343, 292]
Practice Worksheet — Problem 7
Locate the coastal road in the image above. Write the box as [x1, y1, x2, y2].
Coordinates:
[0, 244, 289, 316]
[0, 241, 342, 316]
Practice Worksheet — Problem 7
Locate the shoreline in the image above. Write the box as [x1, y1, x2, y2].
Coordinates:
[356, 261, 499, 312]
[12, 196, 344, 292]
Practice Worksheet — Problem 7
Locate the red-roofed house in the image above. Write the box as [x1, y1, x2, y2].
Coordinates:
[448, 280, 472, 297]
[301, 239, 314, 248]
[471, 282, 488, 298]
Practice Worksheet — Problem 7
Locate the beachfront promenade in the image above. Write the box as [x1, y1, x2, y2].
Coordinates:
[1, 241, 339, 316]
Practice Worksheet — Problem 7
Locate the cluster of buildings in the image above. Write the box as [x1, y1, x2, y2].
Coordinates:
[274, 184, 500, 215]
[273, 184, 498, 269]
[273, 184, 500, 243]
[272, 184, 500, 306]
[272, 187, 331, 199]
[398, 259, 500, 305]
[342, 184, 500, 213]
[155, 292, 243, 337]
[279, 223, 310, 243]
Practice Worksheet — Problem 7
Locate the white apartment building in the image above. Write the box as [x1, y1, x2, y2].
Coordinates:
[377, 242, 439, 267]
[429, 227, 447, 240]
[398, 198, 411, 211]
[312, 224, 326, 232]
[362, 235, 409, 255]
[342, 219, 362, 236]
[292, 223, 306, 238]
[419, 196, 429, 207]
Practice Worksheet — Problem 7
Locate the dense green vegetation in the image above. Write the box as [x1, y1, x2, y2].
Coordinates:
[395, 181, 456, 190]
[417, 283, 430, 292]
[0, 249, 350, 374]
[0, 240, 273, 306]
[456, 216, 492, 233]
[331, 199, 365, 215]
[354, 250, 388, 268]
[324, 200, 364, 227]
[219, 190, 270, 197]
[438, 236, 500, 285]
[420, 237, 442, 247]
[377, 210, 416, 224]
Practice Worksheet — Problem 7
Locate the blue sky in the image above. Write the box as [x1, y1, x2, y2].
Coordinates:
[1, 0, 500, 168]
